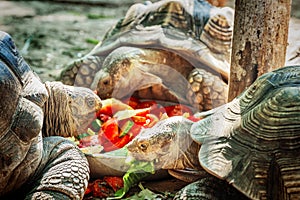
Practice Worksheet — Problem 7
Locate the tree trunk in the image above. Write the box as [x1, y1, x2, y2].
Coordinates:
[227, 0, 291, 101]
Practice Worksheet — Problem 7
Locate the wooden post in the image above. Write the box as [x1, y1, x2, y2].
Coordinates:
[227, 0, 291, 101]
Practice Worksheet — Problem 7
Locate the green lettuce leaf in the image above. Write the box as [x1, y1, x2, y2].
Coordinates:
[108, 158, 155, 199]
[123, 183, 161, 200]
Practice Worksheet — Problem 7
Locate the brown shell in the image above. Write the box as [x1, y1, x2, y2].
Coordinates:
[0, 31, 48, 195]
[60, 0, 233, 87]
[200, 7, 233, 61]
[191, 65, 300, 199]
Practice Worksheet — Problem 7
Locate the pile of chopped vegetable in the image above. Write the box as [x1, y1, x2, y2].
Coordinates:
[74, 97, 202, 199]
[84, 176, 124, 198]
[77, 97, 201, 154]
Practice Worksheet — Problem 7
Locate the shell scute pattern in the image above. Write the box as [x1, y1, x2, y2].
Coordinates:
[60, 0, 232, 112]
[191, 65, 300, 199]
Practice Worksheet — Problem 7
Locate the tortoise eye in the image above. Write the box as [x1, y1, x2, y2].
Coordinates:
[139, 142, 148, 151]
[102, 77, 110, 85]
[86, 97, 95, 107]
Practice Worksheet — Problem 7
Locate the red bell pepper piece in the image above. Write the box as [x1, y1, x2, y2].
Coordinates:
[101, 139, 118, 152]
[187, 115, 202, 122]
[122, 96, 140, 109]
[135, 109, 150, 117]
[131, 115, 147, 125]
[136, 100, 157, 109]
[114, 134, 131, 148]
[150, 107, 166, 118]
[84, 183, 93, 195]
[103, 176, 124, 192]
[92, 179, 113, 198]
[97, 99, 133, 117]
[130, 123, 143, 137]
[164, 104, 193, 117]
[98, 114, 111, 122]
[101, 118, 119, 143]
[101, 134, 131, 152]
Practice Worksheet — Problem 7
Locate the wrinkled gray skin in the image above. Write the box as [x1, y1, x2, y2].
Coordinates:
[127, 116, 248, 199]
[0, 31, 102, 199]
[127, 116, 200, 171]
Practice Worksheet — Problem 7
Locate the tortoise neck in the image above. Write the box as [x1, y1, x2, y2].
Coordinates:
[173, 141, 202, 170]
[161, 137, 202, 171]
[42, 81, 77, 138]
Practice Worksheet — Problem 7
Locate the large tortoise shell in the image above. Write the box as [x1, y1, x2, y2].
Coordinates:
[0, 31, 48, 194]
[60, 0, 233, 88]
[191, 65, 300, 199]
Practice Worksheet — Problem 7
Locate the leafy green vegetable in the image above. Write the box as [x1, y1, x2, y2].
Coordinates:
[91, 118, 102, 132]
[77, 132, 90, 140]
[123, 183, 161, 200]
[87, 128, 96, 136]
[108, 158, 155, 199]
[119, 120, 134, 137]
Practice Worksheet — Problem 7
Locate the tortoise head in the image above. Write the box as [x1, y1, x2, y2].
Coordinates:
[127, 116, 197, 170]
[43, 81, 102, 137]
[91, 69, 113, 99]
[91, 47, 145, 100]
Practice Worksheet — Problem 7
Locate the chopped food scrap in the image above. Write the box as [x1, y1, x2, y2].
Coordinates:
[74, 97, 201, 154]
[70, 97, 202, 199]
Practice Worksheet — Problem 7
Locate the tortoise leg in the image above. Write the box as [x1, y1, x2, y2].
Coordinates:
[187, 68, 228, 111]
[174, 176, 249, 200]
[25, 136, 89, 200]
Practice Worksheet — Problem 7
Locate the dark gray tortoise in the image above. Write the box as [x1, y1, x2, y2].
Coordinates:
[0, 31, 102, 199]
[127, 65, 300, 199]
[60, 0, 233, 111]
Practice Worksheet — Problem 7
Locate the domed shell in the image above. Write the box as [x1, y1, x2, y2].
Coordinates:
[61, 0, 233, 87]
[191, 65, 300, 199]
[0, 31, 48, 194]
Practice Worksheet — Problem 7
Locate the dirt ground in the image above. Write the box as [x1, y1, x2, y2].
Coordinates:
[0, 0, 300, 199]
[0, 0, 128, 81]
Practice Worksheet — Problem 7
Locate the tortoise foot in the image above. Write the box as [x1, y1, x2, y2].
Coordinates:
[187, 68, 228, 111]
[27, 137, 90, 200]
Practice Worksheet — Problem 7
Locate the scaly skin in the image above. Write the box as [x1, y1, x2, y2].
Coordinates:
[3, 137, 90, 200]
[27, 137, 89, 200]
[127, 116, 201, 171]
[43, 81, 102, 138]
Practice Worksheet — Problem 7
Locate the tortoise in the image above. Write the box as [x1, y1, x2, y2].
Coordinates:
[60, 0, 234, 111]
[127, 65, 300, 199]
[0, 31, 102, 199]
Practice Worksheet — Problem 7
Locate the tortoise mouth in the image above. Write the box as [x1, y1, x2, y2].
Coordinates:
[118, 87, 199, 115]
[109, 82, 199, 112]
[132, 86, 183, 105]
